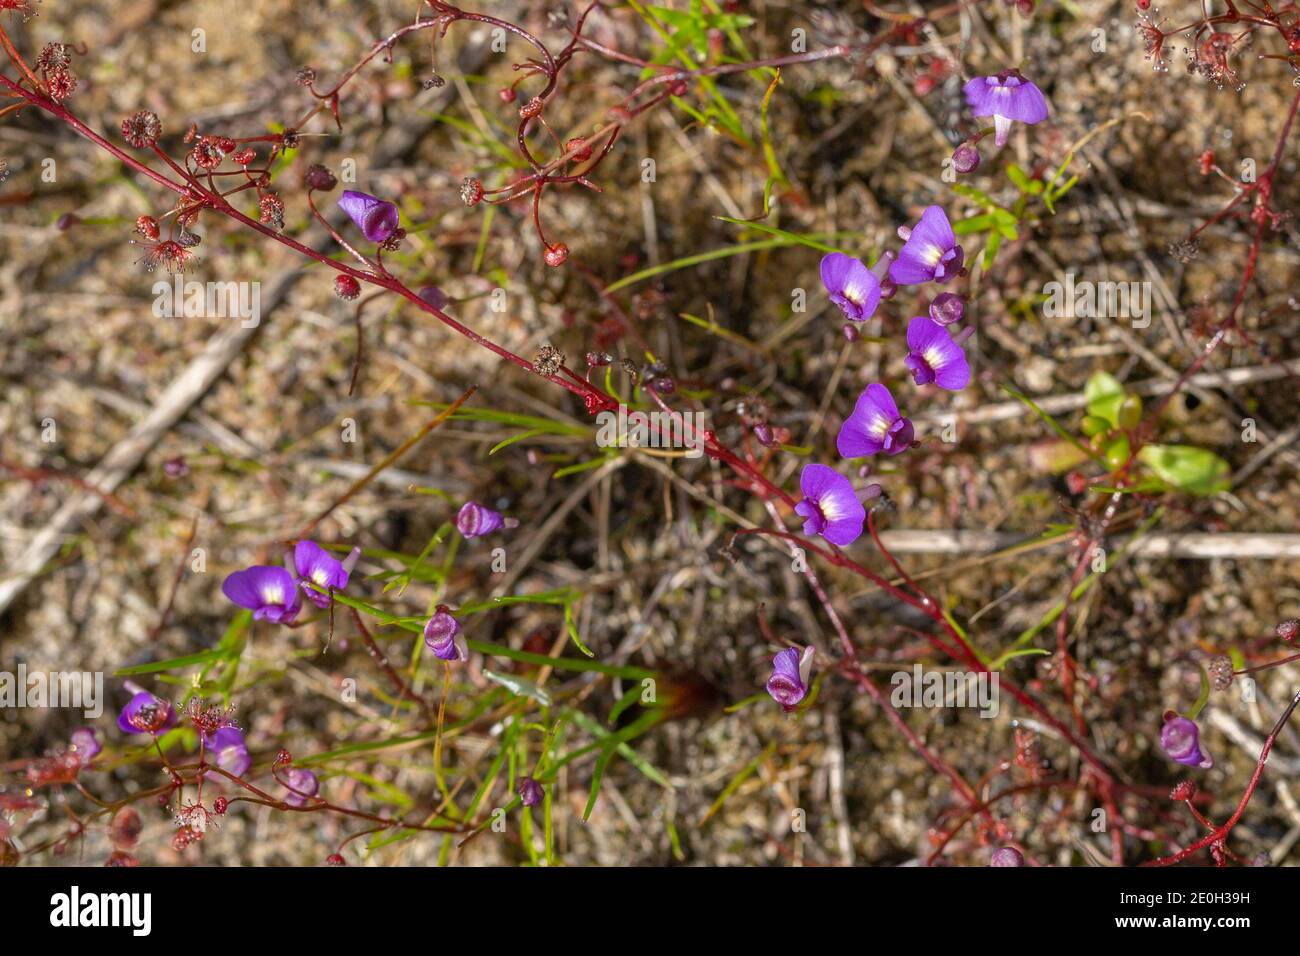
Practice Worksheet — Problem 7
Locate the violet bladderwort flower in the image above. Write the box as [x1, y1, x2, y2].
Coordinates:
[337, 189, 401, 243]
[293, 540, 360, 609]
[424, 608, 468, 663]
[794, 464, 866, 547]
[904, 316, 971, 391]
[117, 688, 177, 735]
[766, 646, 815, 712]
[819, 252, 882, 322]
[963, 72, 1049, 148]
[70, 728, 101, 761]
[221, 564, 302, 624]
[204, 727, 252, 777]
[889, 206, 964, 286]
[282, 767, 320, 808]
[456, 500, 518, 539]
[518, 776, 544, 808]
[1160, 715, 1213, 769]
[837, 384, 916, 458]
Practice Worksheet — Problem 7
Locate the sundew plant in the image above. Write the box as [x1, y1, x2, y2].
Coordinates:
[0, 0, 1298, 869]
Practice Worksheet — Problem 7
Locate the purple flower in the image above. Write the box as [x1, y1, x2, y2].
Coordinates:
[819, 253, 881, 322]
[963, 72, 1049, 147]
[222, 565, 302, 623]
[204, 727, 252, 777]
[990, 847, 1024, 867]
[766, 646, 814, 712]
[337, 189, 400, 243]
[456, 500, 510, 539]
[293, 540, 353, 609]
[70, 728, 101, 761]
[117, 691, 177, 735]
[794, 464, 865, 547]
[837, 384, 915, 458]
[1160, 716, 1213, 769]
[889, 206, 963, 285]
[424, 609, 468, 662]
[518, 776, 544, 808]
[905, 317, 971, 391]
[282, 767, 319, 808]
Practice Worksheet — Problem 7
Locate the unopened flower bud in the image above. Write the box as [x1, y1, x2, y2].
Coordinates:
[518, 776, 543, 807]
[418, 285, 448, 310]
[989, 847, 1023, 867]
[952, 143, 981, 174]
[543, 243, 569, 267]
[929, 291, 965, 327]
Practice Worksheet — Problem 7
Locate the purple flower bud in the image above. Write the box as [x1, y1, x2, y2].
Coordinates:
[221, 565, 302, 623]
[418, 285, 448, 310]
[889, 206, 963, 286]
[456, 500, 513, 538]
[70, 728, 101, 761]
[424, 609, 468, 662]
[794, 465, 865, 547]
[990, 847, 1024, 867]
[929, 292, 966, 327]
[163, 456, 189, 478]
[337, 189, 401, 243]
[204, 727, 252, 777]
[117, 691, 177, 735]
[837, 383, 915, 458]
[952, 143, 981, 174]
[1160, 715, 1213, 769]
[518, 776, 544, 807]
[282, 767, 320, 808]
[766, 646, 814, 711]
[963, 72, 1049, 147]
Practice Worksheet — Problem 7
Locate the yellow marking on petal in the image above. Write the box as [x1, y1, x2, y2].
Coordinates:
[869, 415, 891, 438]
[924, 346, 947, 369]
[261, 584, 284, 605]
[922, 244, 944, 267]
[312, 569, 329, 585]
